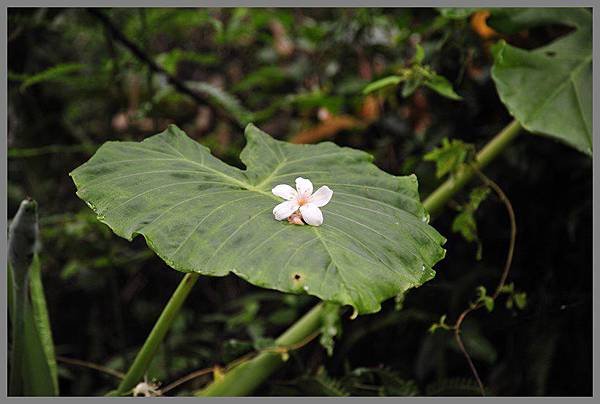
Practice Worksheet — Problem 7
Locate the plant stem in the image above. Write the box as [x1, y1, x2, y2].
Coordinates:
[423, 119, 522, 217]
[112, 272, 199, 396]
[197, 303, 324, 396]
[449, 167, 517, 396]
[197, 119, 522, 396]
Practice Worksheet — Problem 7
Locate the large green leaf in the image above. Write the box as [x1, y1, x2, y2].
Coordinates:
[70, 124, 446, 314]
[490, 8, 592, 155]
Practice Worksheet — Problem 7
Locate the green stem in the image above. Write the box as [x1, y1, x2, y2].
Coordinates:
[423, 119, 522, 217]
[196, 119, 523, 397]
[197, 303, 324, 396]
[111, 272, 199, 396]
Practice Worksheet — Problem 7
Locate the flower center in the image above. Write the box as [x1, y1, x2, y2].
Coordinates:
[297, 196, 308, 206]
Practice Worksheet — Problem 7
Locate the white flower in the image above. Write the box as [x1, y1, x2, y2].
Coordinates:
[272, 177, 333, 226]
[132, 380, 161, 397]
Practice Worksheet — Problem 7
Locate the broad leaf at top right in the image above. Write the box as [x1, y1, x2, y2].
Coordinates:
[490, 8, 592, 156]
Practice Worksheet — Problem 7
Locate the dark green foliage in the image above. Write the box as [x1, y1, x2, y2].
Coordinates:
[364, 45, 462, 100]
[424, 137, 475, 179]
[451, 186, 490, 260]
[8, 7, 591, 396]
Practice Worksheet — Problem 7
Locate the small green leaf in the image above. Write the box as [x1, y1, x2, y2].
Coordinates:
[499, 282, 514, 294]
[423, 138, 473, 179]
[363, 75, 403, 95]
[451, 187, 490, 260]
[156, 49, 219, 75]
[491, 8, 592, 155]
[70, 124, 446, 314]
[473, 286, 493, 312]
[513, 293, 527, 310]
[467, 186, 491, 211]
[414, 43, 425, 64]
[423, 74, 462, 100]
[483, 297, 494, 312]
[452, 211, 477, 243]
[499, 282, 527, 310]
[16, 63, 85, 91]
[429, 314, 450, 334]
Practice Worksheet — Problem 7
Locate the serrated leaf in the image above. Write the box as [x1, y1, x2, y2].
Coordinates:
[70, 124, 446, 314]
[491, 8, 592, 155]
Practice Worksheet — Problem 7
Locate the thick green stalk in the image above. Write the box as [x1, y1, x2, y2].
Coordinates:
[196, 119, 522, 397]
[112, 272, 200, 396]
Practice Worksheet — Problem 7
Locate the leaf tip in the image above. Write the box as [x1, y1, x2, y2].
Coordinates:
[491, 39, 507, 62]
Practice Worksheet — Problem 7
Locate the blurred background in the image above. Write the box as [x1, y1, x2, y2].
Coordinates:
[7, 8, 591, 396]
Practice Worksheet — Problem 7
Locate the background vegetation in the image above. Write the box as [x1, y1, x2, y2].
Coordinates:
[8, 8, 591, 396]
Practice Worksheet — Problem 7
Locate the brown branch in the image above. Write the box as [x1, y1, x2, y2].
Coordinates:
[86, 9, 242, 129]
[159, 367, 214, 395]
[57, 355, 125, 380]
[449, 166, 517, 396]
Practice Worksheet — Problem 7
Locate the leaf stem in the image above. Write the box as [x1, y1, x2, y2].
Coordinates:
[196, 118, 523, 396]
[56, 356, 125, 380]
[112, 272, 199, 396]
[448, 167, 517, 396]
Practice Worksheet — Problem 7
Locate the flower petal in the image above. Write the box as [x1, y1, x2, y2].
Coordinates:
[273, 200, 299, 221]
[295, 177, 313, 198]
[300, 203, 323, 226]
[309, 185, 333, 207]
[272, 184, 297, 200]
